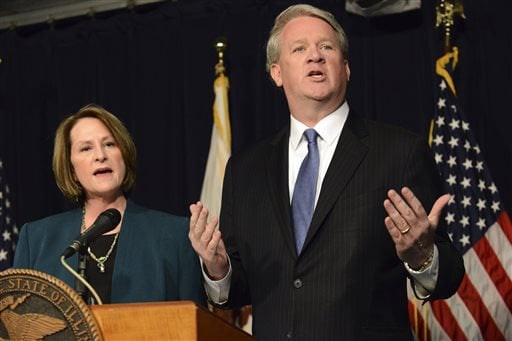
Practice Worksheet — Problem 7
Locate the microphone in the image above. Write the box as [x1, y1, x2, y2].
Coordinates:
[62, 208, 121, 259]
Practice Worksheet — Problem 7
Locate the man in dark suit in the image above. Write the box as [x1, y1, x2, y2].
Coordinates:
[189, 4, 464, 340]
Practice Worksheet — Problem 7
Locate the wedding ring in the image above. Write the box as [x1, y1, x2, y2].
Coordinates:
[399, 226, 411, 235]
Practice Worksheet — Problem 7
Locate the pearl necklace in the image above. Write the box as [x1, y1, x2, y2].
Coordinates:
[81, 205, 119, 273]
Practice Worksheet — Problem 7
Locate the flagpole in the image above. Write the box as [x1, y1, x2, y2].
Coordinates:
[205, 35, 238, 326]
[214, 37, 227, 76]
[435, 0, 465, 52]
[413, 2, 467, 339]
[200, 36, 231, 221]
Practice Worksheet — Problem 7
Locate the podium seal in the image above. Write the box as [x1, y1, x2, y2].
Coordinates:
[0, 268, 102, 340]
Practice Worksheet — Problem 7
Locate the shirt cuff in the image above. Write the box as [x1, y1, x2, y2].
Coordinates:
[404, 245, 439, 298]
[201, 257, 232, 304]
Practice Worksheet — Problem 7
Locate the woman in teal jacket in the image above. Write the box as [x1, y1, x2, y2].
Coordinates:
[14, 103, 206, 306]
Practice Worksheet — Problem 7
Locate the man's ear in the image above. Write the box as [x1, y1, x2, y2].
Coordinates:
[270, 64, 283, 87]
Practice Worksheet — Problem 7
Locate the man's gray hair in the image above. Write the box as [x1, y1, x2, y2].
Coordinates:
[265, 4, 349, 73]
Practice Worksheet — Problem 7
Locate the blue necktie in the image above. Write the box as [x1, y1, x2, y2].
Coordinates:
[291, 129, 319, 253]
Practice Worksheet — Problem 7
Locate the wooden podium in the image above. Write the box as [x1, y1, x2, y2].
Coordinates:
[90, 301, 255, 341]
[0, 269, 253, 341]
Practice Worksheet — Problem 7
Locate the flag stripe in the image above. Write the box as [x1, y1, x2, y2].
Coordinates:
[477, 232, 512, 313]
[424, 303, 450, 341]
[430, 298, 469, 340]
[487, 218, 512, 281]
[408, 299, 432, 341]
[458, 252, 506, 341]
[497, 212, 512, 247]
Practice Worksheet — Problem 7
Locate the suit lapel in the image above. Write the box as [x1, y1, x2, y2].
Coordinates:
[302, 113, 369, 251]
[265, 126, 298, 258]
[60, 209, 83, 286]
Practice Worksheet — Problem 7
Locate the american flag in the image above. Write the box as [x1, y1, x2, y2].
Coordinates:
[408, 47, 512, 340]
[0, 158, 18, 271]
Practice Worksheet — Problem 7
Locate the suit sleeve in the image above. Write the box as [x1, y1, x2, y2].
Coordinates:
[219, 158, 251, 308]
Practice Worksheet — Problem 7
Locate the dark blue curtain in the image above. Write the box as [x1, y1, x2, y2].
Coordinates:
[1, 0, 510, 226]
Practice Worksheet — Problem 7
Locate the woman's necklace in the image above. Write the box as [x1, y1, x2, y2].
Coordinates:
[81, 205, 119, 273]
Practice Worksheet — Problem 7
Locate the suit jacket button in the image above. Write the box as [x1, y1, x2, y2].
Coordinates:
[293, 278, 303, 288]
[286, 331, 293, 339]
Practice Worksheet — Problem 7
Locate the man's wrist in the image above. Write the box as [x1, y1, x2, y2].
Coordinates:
[405, 247, 435, 273]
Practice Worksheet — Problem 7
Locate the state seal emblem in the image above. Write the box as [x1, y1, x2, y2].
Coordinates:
[0, 268, 102, 340]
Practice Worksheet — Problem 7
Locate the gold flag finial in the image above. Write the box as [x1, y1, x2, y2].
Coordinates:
[436, 0, 466, 52]
[214, 37, 227, 76]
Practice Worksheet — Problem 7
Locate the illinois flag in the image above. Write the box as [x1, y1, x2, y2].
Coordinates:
[200, 68, 231, 220]
[0, 158, 18, 271]
[409, 47, 512, 340]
